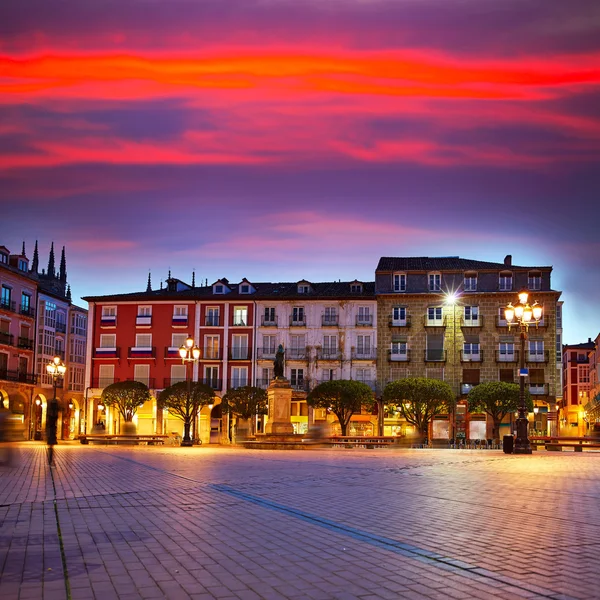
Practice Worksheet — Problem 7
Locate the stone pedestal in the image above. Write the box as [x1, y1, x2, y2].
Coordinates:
[265, 378, 294, 435]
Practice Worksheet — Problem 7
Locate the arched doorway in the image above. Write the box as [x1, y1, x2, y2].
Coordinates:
[209, 403, 222, 444]
[32, 394, 47, 440]
[65, 398, 79, 439]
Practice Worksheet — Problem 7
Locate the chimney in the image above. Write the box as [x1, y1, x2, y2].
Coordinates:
[504, 255, 512, 267]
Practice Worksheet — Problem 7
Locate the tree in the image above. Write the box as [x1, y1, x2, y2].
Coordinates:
[101, 381, 151, 423]
[158, 381, 215, 445]
[468, 381, 533, 441]
[383, 378, 453, 441]
[221, 386, 268, 436]
[306, 380, 375, 436]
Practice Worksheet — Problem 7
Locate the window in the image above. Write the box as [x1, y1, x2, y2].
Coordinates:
[291, 306, 305, 325]
[240, 284, 250, 294]
[463, 343, 480, 360]
[138, 306, 152, 317]
[350, 283, 362, 293]
[204, 335, 220, 359]
[215, 285, 224, 294]
[99, 334, 116, 348]
[69, 338, 86, 363]
[21, 293, 31, 314]
[42, 330, 56, 356]
[0, 252, 7, 264]
[528, 272, 542, 291]
[205, 307, 219, 326]
[392, 306, 407, 325]
[529, 341, 544, 362]
[263, 307, 276, 325]
[499, 272, 512, 291]
[357, 306, 371, 325]
[499, 342, 515, 360]
[298, 285, 309, 294]
[322, 335, 337, 357]
[134, 364, 150, 388]
[233, 306, 248, 326]
[393, 273, 406, 292]
[174, 305, 188, 317]
[231, 367, 248, 388]
[426, 334, 444, 361]
[171, 333, 187, 349]
[259, 367, 273, 388]
[135, 334, 152, 349]
[18, 259, 27, 272]
[98, 365, 115, 388]
[391, 341, 408, 359]
[262, 335, 276, 356]
[205, 366, 219, 388]
[101, 306, 116, 317]
[355, 368, 369, 383]
[356, 335, 371, 355]
[427, 307, 443, 324]
[428, 273, 441, 292]
[170, 364, 186, 385]
[556, 304, 562, 328]
[56, 311, 67, 333]
[556, 335, 562, 362]
[231, 334, 248, 359]
[463, 273, 477, 292]
[71, 312, 86, 336]
[499, 369, 514, 383]
[323, 307, 338, 325]
[290, 368, 304, 389]
[289, 334, 306, 358]
[464, 306, 479, 324]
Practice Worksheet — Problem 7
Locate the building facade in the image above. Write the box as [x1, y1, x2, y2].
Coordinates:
[375, 255, 562, 441]
[585, 334, 600, 432]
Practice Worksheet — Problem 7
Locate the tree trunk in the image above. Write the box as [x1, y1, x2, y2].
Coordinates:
[182, 419, 192, 446]
[492, 417, 501, 442]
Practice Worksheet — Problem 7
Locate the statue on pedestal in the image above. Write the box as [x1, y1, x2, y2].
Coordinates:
[273, 344, 285, 379]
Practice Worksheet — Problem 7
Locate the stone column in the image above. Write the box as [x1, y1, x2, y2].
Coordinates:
[265, 378, 294, 434]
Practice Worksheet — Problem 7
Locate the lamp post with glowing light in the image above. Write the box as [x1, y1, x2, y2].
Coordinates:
[46, 355, 66, 463]
[505, 291, 543, 454]
[445, 292, 459, 443]
[179, 335, 201, 447]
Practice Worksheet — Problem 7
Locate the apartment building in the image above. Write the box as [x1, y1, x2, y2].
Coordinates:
[586, 334, 600, 433]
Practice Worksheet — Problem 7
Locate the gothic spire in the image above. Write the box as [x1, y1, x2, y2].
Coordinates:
[47, 242, 56, 278]
[168, 269, 172, 280]
[21, 241, 26, 257]
[30, 240, 39, 273]
[66, 285, 72, 302]
[59, 246, 67, 282]
[191, 270, 195, 288]
[146, 272, 152, 293]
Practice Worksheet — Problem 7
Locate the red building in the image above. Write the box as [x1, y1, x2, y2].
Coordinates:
[561, 339, 595, 436]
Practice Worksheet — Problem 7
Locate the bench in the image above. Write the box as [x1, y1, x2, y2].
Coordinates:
[79, 434, 169, 446]
[326, 437, 397, 449]
[545, 443, 600, 452]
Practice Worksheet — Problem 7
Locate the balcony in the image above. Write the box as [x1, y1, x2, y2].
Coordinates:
[356, 315, 374, 327]
[56, 322, 67, 334]
[100, 315, 117, 327]
[93, 347, 120, 358]
[423, 316, 446, 328]
[388, 349, 410, 362]
[0, 369, 36, 384]
[461, 316, 483, 329]
[322, 315, 339, 327]
[460, 350, 483, 363]
[0, 331, 14, 346]
[229, 347, 251, 360]
[163, 376, 187, 387]
[205, 315, 220, 326]
[529, 383, 549, 396]
[202, 348, 222, 360]
[91, 377, 119, 388]
[351, 348, 377, 360]
[255, 378, 271, 389]
[232, 319, 247, 327]
[203, 377, 222, 391]
[495, 350, 519, 363]
[290, 380, 309, 392]
[20, 304, 35, 318]
[172, 315, 188, 327]
[136, 315, 152, 326]
[228, 379, 249, 390]
[424, 349, 446, 362]
[290, 316, 306, 327]
[389, 316, 411, 328]
[131, 377, 156, 389]
[17, 337, 34, 350]
[316, 348, 342, 361]
[257, 348, 276, 360]
[128, 346, 156, 358]
[287, 347, 308, 360]
[0, 299, 16, 313]
[261, 316, 278, 327]
[527, 351, 550, 364]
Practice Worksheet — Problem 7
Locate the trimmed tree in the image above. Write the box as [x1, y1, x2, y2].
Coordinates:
[383, 377, 453, 441]
[306, 380, 375, 436]
[158, 381, 215, 445]
[221, 386, 268, 437]
[101, 380, 152, 430]
[468, 381, 533, 441]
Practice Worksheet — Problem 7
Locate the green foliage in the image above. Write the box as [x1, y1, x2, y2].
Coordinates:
[383, 377, 453, 438]
[101, 380, 152, 422]
[307, 380, 375, 436]
[157, 381, 215, 424]
[221, 386, 268, 421]
[468, 381, 532, 439]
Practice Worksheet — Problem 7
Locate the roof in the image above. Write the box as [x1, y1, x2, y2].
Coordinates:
[376, 256, 552, 272]
[82, 280, 376, 303]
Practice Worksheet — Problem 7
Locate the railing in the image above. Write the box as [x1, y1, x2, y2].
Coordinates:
[128, 346, 156, 357]
[227, 379, 249, 390]
[529, 383, 549, 395]
[424, 349, 446, 362]
[351, 348, 377, 360]
[17, 336, 33, 350]
[20, 304, 35, 318]
[229, 348, 251, 360]
[461, 316, 483, 328]
[527, 351, 550, 364]
[203, 378, 222, 390]
[0, 331, 15, 346]
[136, 316, 152, 326]
[290, 380, 310, 392]
[322, 315, 339, 326]
[162, 377, 187, 387]
[316, 348, 342, 360]
[0, 369, 36, 384]
[55, 322, 67, 334]
[389, 316, 411, 327]
[388, 349, 410, 362]
[205, 316, 220, 326]
[91, 377, 119, 388]
[255, 378, 271, 389]
[256, 348, 276, 360]
[460, 350, 483, 362]
[131, 377, 156, 389]
[290, 317, 306, 327]
[261, 316, 278, 327]
[287, 347, 309, 359]
[202, 348, 222, 360]
[495, 350, 519, 363]
[232, 319, 247, 327]
[356, 315, 374, 327]
[0, 299, 16, 313]
[423, 316, 446, 328]
[93, 347, 121, 358]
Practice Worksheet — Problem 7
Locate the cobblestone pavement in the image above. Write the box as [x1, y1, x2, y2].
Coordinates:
[1, 444, 599, 600]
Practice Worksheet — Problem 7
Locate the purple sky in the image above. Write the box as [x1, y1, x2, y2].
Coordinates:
[1, 0, 599, 344]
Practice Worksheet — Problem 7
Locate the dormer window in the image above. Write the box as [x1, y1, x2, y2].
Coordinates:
[499, 271, 513, 291]
[393, 273, 406, 292]
[463, 272, 477, 292]
[240, 284, 250, 294]
[18, 259, 28, 272]
[0, 252, 7, 264]
[350, 283, 363, 293]
[298, 285, 309, 294]
[528, 271, 542, 291]
[215, 285, 224, 294]
[428, 273, 441, 292]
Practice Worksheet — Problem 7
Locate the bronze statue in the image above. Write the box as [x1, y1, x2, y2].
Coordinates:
[274, 344, 285, 378]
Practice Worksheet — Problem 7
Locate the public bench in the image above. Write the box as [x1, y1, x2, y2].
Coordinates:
[79, 434, 169, 446]
[530, 436, 600, 452]
[326, 436, 399, 449]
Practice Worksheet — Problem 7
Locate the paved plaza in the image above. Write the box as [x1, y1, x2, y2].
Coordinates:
[1, 444, 599, 600]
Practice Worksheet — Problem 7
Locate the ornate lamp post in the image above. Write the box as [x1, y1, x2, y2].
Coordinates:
[46, 355, 66, 464]
[505, 291, 543, 454]
[179, 335, 201, 447]
[445, 292, 459, 443]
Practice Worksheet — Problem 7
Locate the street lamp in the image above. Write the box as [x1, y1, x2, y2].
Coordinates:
[505, 290, 543, 454]
[46, 355, 66, 465]
[179, 335, 201, 447]
[445, 292, 459, 443]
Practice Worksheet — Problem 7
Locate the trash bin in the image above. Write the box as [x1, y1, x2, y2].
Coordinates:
[503, 434, 514, 454]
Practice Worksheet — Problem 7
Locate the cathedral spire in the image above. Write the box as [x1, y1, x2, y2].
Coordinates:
[30, 240, 39, 273]
[66, 285, 72, 302]
[21, 241, 26, 257]
[191, 270, 195, 288]
[47, 242, 56, 278]
[146, 272, 152, 293]
[59, 246, 67, 282]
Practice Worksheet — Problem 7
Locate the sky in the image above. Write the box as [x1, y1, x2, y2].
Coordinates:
[1, 0, 599, 344]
